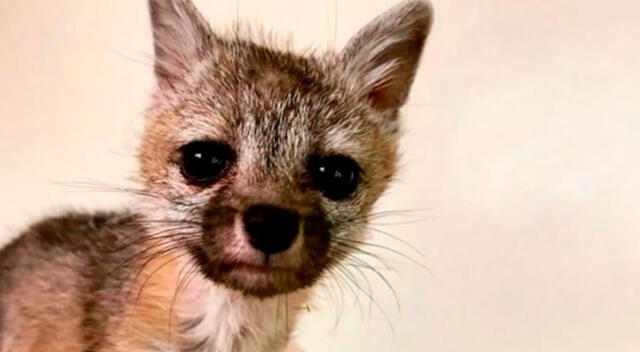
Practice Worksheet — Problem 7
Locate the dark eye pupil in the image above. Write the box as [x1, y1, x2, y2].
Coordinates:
[180, 141, 232, 185]
[311, 155, 361, 200]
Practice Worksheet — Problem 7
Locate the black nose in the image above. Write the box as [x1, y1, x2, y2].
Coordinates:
[243, 205, 300, 255]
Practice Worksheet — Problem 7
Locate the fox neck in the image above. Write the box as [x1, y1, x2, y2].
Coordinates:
[128, 252, 309, 352]
[178, 278, 309, 352]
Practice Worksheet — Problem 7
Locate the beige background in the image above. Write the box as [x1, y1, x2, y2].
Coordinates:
[1, 0, 640, 351]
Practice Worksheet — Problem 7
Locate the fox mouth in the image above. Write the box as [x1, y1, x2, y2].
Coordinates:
[189, 241, 328, 297]
[218, 259, 311, 295]
[220, 261, 296, 274]
[187, 203, 332, 297]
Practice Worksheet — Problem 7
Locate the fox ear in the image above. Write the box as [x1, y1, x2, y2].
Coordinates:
[341, 0, 433, 111]
[148, 0, 216, 90]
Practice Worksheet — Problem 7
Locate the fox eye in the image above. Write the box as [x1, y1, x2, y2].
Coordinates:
[180, 141, 233, 186]
[310, 155, 361, 200]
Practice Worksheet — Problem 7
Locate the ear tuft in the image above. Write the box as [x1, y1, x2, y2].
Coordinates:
[341, 0, 433, 111]
[149, 0, 215, 90]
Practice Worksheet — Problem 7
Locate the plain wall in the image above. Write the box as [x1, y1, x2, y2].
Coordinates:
[1, 0, 639, 351]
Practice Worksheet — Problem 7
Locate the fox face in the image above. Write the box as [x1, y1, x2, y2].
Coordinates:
[138, 0, 432, 297]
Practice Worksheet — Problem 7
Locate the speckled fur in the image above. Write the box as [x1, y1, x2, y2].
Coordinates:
[0, 0, 432, 351]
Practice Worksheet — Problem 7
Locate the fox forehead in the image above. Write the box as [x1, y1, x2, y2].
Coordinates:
[144, 44, 388, 171]
[145, 101, 388, 194]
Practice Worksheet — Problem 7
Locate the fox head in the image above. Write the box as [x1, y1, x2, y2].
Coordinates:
[138, 0, 432, 297]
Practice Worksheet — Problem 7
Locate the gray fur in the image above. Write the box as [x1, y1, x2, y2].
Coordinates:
[0, 212, 144, 350]
[0, 1, 433, 351]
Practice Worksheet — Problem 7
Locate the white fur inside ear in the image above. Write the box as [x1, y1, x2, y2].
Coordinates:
[166, 0, 210, 55]
[341, 0, 433, 111]
[363, 59, 401, 93]
[149, 0, 215, 89]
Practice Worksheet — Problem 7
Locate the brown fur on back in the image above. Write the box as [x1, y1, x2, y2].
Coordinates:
[0, 213, 143, 351]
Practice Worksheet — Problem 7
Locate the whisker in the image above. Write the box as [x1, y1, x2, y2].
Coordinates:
[51, 179, 202, 207]
[110, 226, 199, 253]
[340, 261, 375, 316]
[331, 240, 394, 271]
[336, 237, 431, 275]
[330, 265, 367, 321]
[349, 208, 433, 223]
[332, 264, 395, 334]
[366, 226, 426, 259]
[336, 251, 400, 312]
[324, 267, 349, 330]
[108, 233, 199, 278]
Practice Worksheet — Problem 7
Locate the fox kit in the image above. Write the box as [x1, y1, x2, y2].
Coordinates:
[0, 0, 432, 351]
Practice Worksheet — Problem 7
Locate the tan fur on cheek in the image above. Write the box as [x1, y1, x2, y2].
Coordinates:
[111, 249, 187, 351]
